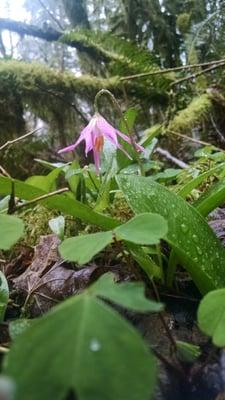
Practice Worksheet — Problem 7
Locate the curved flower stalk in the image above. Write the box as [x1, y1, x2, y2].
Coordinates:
[58, 112, 144, 173]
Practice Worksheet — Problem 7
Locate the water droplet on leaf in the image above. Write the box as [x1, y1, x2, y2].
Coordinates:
[192, 234, 198, 243]
[181, 223, 188, 233]
[89, 338, 101, 352]
[196, 247, 202, 255]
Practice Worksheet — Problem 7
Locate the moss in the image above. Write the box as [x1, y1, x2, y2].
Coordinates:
[0, 59, 171, 142]
[16, 204, 78, 247]
[16, 205, 59, 247]
[110, 192, 133, 222]
[0, 59, 121, 139]
[168, 94, 213, 133]
[176, 13, 191, 35]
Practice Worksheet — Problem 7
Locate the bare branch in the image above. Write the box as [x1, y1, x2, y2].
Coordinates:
[0, 18, 109, 61]
[120, 58, 225, 81]
[168, 129, 225, 153]
[37, 0, 65, 31]
[0, 128, 40, 151]
[0, 18, 61, 42]
[156, 147, 188, 169]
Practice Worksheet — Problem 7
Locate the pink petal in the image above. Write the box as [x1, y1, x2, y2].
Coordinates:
[58, 143, 77, 154]
[116, 130, 144, 152]
[80, 125, 94, 156]
[96, 115, 118, 146]
[58, 124, 93, 155]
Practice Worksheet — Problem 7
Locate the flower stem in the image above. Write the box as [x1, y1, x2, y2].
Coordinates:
[94, 89, 145, 176]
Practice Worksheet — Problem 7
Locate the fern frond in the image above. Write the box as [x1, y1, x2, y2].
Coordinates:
[61, 29, 172, 90]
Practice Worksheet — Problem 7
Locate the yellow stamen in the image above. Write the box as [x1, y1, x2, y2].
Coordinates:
[94, 136, 104, 152]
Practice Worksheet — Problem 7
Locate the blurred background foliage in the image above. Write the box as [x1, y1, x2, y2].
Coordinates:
[1, 0, 225, 177]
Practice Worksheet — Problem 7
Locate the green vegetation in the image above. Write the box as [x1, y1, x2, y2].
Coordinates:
[1, 1, 225, 399]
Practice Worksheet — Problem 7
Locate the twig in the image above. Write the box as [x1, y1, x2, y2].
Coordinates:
[120, 59, 225, 81]
[167, 129, 225, 153]
[33, 82, 89, 124]
[0, 259, 6, 263]
[0, 165, 11, 178]
[156, 147, 189, 169]
[37, 0, 65, 31]
[171, 60, 225, 87]
[10, 188, 69, 212]
[0, 345, 9, 354]
[0, 128, 40, 151]
[152, 348, 185, 376]
[150, 278, 177, 351]
[209, 114, 225, 143]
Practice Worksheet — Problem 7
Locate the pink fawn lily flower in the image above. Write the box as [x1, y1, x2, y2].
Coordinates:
[58, 112, 144, 173]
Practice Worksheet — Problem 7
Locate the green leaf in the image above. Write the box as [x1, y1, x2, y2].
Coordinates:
[152, 168, 181, 182]
[176, 341, 201, 363]
[119, 108, 138, 134]
[178, 163, 225, 198]
[94, 142, 116, 212]
[0, 195, 10, 211]
[48, 216, 65, 240]
[128, 245, 164, 281]
[114, 213, 168, 245]
[117, 175, 225, 294]
[198, 289, 225, 347]
[0, 176, 118, 230]
[117, 108, 138, 170]
[25, 168, 61, 192]
[0, 215, 24, 250]
[141, 124, 162, 146]
[0, 271, 9, 322]
[59, 231, 113, 265]
[5, 293, 156, 400]
[9, 319, 33, 340]
[90, 273, 163, 312]
[65, 160, 81, 194]
[194, 178, 225, 216]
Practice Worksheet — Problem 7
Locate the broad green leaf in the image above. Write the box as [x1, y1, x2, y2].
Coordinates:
[49, 216, 65, 240]
[9, 319, 33, 340]
[178, 163, 225, 198]
[90, 273, 163, 312]
[59, 231, 113, 265]
[0, 271, 9, 322]
[5, 293, 156, 400]
[25, 168, 61, 192]
[198, 289, 225, 347]
[194, 178, 225, 216]
[117, 175, 225, 294]
[120, 161, 160, 175]
[114, 213, 168, 245]
[152, 168, 181, 182]
[0, 215, 24, 250]
[119, 108, 138, 134]
[0, 176, 118, 230]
